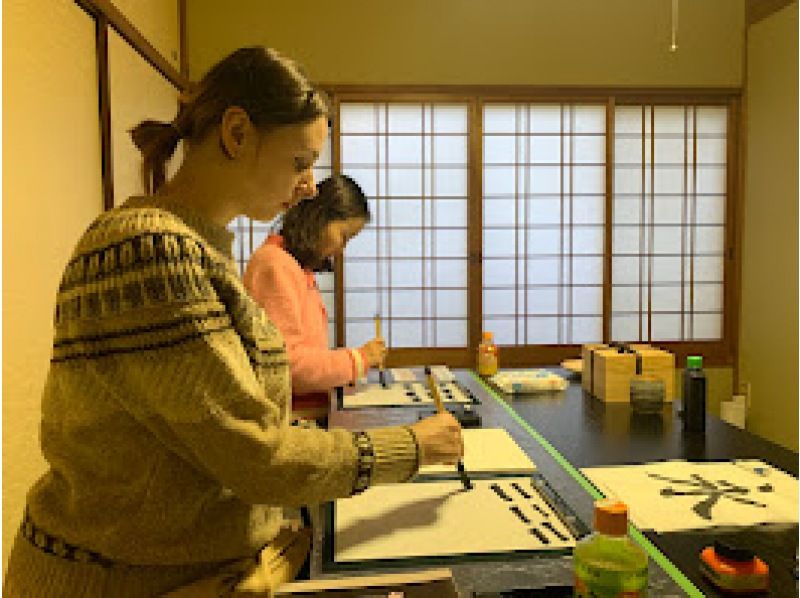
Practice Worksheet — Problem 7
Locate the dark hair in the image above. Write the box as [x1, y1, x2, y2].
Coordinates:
[130, 46, 329, 194]
[281, 174, 370, 271]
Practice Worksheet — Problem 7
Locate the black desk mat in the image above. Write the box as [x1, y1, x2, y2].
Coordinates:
[315, 369, 690, 596]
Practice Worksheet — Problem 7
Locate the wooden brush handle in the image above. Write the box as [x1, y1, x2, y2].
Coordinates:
[426, 374, 445, 413]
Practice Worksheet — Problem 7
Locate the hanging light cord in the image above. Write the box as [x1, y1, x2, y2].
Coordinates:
[670, 0, 679, 52]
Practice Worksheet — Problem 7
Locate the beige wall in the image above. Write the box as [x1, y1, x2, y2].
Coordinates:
[109, 0, 183, 205]
[740, 2, 799, 451]
[109, 30, 183, 205]
[186, 0, 743, 85]
[111, 0, 180, 71]
[2, 0, 102, 570]
[2, 0, 181, 572]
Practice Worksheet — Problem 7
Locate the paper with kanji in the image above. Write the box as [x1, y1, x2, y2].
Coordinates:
[581, 460, 798, 532]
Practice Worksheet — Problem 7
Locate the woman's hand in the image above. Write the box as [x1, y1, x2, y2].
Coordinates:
[359, 338, 387, 368]
[409, 412, 464, 466]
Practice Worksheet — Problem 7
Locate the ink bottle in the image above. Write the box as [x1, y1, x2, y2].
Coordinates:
[574, 500, 648, 597]
[477, 331, 498, 376]
[682, 355, 707, 433]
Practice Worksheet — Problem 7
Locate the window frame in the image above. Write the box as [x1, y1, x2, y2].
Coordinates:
[323, 86, 741, 368]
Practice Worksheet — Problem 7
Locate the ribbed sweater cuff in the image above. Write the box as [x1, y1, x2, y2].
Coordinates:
[346, 348, 368, 381]
[365, 426, 419, 485]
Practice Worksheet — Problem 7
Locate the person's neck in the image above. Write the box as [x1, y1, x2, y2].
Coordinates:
[156, 157, 239, 228]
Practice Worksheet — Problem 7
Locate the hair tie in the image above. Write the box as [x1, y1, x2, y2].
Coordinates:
[169, 121, 184, 139]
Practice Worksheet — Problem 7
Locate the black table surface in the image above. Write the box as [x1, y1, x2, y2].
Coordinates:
[317, 368, 798, 597]
[498, 369, 797, 476]
[496, 368, 798, 597]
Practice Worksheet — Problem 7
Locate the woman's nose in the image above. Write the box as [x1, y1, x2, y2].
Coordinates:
[299, 171, 317, 199]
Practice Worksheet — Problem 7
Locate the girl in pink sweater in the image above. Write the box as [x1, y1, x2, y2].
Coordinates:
[244, 175, 385, 422]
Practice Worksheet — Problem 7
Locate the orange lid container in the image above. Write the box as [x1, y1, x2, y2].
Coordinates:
[699, 542, 769, 593]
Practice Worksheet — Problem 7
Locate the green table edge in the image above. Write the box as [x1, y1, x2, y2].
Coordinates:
[470, 371, 705, 598]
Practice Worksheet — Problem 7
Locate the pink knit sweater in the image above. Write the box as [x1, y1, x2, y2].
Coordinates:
[244, 236, 366, 415]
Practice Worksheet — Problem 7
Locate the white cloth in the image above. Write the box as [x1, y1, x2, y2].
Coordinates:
[491, 370, 568, 394]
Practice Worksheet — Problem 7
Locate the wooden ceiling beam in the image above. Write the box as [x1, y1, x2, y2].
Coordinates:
[746, 0, 796, 26]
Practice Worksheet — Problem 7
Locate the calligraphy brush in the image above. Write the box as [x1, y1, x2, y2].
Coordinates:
[425, 371, 472, 491]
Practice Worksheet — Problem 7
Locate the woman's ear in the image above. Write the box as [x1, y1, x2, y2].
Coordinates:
[219, 106, 252, 160]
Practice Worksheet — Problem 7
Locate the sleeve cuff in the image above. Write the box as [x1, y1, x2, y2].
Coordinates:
[364, 426, 419, 486]
[347, 348, 368, 381]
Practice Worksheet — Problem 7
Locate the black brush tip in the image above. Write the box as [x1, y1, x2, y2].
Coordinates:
[457, 461, 473, 490]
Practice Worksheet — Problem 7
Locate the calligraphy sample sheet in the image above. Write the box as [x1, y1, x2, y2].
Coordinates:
[581, 460, 798, 532]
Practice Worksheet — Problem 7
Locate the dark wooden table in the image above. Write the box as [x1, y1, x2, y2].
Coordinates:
[316, 369, 798, 597]
[495, 368, 798, 597]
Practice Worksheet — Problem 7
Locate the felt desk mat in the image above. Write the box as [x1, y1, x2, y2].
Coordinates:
[329, 476, 581, 566]
[581, 459, 799, 533]
[418, 428, 536, 476]
[340, 381, 476, 409]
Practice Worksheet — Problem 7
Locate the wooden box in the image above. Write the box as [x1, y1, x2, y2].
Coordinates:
[627, 343, 653, 352]
[591, 345, 675, 403]
[593, 349, 637, 402]
[581, 343, 608, 395]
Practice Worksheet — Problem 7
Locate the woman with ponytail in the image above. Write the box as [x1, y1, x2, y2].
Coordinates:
[4, 47, 463, 597]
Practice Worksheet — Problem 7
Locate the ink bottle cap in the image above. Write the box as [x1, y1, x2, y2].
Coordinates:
[687, 355, 703, 369]
[593, 500, 628, 536]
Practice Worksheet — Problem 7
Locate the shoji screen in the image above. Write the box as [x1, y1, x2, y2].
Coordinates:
[612, 105, 727, 341]
[482, 103, 606, 346]
[340, 103, 469, 349]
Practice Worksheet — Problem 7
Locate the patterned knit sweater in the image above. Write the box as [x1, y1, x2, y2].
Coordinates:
[25, 196, 418, 566]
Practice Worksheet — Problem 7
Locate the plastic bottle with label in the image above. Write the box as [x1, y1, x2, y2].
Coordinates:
[574, 500, 648, 597]
[476, 331, 498, 376]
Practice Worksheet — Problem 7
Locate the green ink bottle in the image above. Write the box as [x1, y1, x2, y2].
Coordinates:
[574, 500, 648, 597]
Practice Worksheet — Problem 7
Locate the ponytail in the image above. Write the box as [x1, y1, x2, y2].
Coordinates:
[129, 120, 182, 194]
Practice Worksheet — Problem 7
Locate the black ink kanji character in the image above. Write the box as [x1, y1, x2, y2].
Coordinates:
[646, 472, 773, 520]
